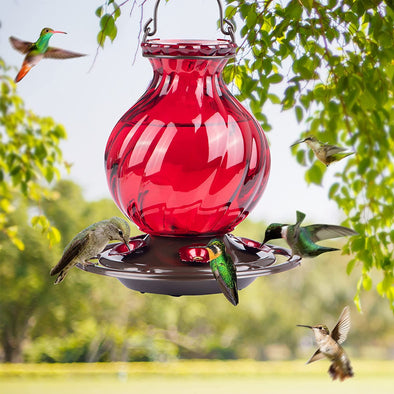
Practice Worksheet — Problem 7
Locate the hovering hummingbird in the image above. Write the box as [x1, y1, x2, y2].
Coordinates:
[206, 239, 239, 306]
[297, 306, 354, 381]
[50, 217, 131, 284]
[262, 211, 357, 257]
[9, 27, 86, 82]
[291, 136, 354, 166]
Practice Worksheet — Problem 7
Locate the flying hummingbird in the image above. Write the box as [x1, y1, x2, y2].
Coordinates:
[291, 136, 354, 166]
[262, 211, 357, 257]
[50, 217, 131, 284]
[297, 306, 354, 381]
[206, 239, 239, 306]
[9, 27, 86, 82]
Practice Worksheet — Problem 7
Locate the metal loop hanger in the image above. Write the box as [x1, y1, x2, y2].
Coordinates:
[142, 0, 236, 43]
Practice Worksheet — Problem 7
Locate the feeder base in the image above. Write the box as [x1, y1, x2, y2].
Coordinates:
[76, 234, 301, 296]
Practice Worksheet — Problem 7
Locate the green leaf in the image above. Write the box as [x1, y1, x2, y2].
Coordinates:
[357, 158, 370, 174]
[296, 149, 306, 166]
[295, 106, 303, 123]
[246, 8, 258, 28]
[108, 25, 117, 42]
[11, 236, 25, 251]
[346, 259, 357, 275]
[305, 163, 324, 185]
[95, 6, 103, 18]
[267, 74, 283, 84]
[267, 94, 281, 104]
[225, 5, 237, 19]
[100, 14, 115, 34]
[97, 31, 106, 47]
[113, 4, 121, 20]
[362, 274, 372, 291]
[328, 183, 339, 199]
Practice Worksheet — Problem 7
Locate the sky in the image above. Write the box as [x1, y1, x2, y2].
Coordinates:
[0, 0, 346, 226]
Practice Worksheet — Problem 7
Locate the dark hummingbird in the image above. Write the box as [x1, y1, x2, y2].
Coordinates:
[291, 136, 354, 166]
[50, 217, 131, 284]
[206, 239, 239, 306]
[297, 306, 354, 381]
[9, 27, 86, 82]
[262, 211, 357, 257]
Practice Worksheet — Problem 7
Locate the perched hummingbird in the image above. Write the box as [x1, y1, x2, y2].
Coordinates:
[262, 211, 357, 257]
[9, 27, 86, 82]
[297, 306, 354, 381]
[291, 136, 354, 166]
[50, 217, 131, 284]
[206, 239, 239, 306]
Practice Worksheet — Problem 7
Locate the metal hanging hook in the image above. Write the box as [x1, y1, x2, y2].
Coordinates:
[142, 0, 236, 43]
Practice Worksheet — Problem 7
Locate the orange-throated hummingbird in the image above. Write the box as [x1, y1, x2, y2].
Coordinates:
[10, 27, 86, 82]
[206, 239, 239, 306]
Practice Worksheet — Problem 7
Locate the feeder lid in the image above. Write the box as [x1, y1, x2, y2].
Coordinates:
[142, 39, 237, 58]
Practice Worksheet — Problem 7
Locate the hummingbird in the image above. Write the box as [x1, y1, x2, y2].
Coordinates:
[9, 27, 86, 82]
[206, 239, 239, 306]
[291, 136, 354, 166]
[262, 211, 357, 257]
[50, 217, 131, 284]
[297, 306, 354, 381]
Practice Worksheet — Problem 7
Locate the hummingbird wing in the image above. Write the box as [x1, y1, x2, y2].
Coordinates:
[324, 144, 348, 156]
[211, 266, 239, 306]
[331, 306, 351, 344]
[50, 232, 91, 276]
[304, 225, 357, 242]
[44, 47, 86, 59]
[295, 211, 306, 225]
[286, 211, 306, 251]
[306, 348, 325, 364]
[9, 36, 34, 54]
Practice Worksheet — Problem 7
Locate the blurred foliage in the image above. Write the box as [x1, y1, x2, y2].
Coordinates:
[223, 0, 394, 313]
[1, 181, 393, 363]
[94, 0, 393, 311]
[0, 58, 68, 250]
[0, 180, 135, 362]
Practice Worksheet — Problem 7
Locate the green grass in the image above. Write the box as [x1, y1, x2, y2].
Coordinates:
[0, 360, 393, 394]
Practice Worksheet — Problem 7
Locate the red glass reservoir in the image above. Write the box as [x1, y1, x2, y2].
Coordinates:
[105, 39, 270, 236]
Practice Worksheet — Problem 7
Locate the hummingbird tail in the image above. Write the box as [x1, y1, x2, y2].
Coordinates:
[15, 63, 32, 82]
[217, 280, 239, 306]
[54, 271, 66, 284]
[328, 359, 354, 381]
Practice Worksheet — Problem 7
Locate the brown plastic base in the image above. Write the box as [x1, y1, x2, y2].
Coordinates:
[77, 233, 301, 297]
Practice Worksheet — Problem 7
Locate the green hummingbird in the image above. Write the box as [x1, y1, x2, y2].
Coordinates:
[297, 306, 354, 381]
[291, 136, 354, 166]
[50, 217, 131, 284]
[262, 211, 357, 257]
[9, 27, 86, 82]
[206, 239, 239, 306]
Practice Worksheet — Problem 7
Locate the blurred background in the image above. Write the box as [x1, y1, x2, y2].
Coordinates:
[0, 180, 393, 364]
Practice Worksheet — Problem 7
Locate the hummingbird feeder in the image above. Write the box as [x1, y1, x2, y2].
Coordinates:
[78, 0, 301, 298]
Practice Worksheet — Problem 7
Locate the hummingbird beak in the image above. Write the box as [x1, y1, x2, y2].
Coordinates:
[296, 324, 313, 329]
[52, 31, 67, 34]
[290, 139, 305, 147]
[124, 238, 131, 252]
